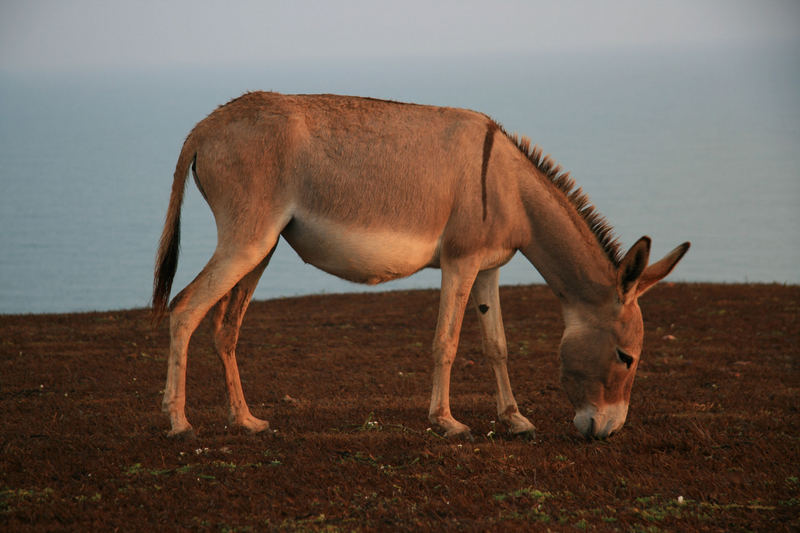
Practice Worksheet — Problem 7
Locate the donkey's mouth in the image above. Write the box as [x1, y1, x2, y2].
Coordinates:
[573, 403, 627, 439]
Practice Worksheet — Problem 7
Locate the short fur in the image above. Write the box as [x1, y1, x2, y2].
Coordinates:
[152, 91, 689, 440]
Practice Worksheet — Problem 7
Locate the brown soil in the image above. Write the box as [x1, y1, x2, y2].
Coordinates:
[1, 283, 798, 531]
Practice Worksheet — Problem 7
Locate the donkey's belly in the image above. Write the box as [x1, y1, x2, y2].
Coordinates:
[281, 214, 441, 284]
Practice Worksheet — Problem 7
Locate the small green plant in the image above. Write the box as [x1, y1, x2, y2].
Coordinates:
[493, 487, 552, 502]
[0, 487, 54, 512]
[124, 463, 144, 476]
[359, 412, 381, 431]
[75, 492, 102, 503]
[633, 494, 685, 522]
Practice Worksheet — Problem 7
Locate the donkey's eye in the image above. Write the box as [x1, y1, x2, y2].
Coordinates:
[616, 349, 634, 369]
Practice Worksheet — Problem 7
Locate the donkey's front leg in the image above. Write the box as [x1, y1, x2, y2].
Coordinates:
[428, 262, 479, 439]
[470, 268, 535, 437]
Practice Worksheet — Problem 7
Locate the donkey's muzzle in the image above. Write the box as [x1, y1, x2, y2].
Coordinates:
[573, 402, 628, 439]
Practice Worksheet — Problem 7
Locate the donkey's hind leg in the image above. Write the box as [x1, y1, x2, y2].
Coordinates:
[209, 247, 275, 433]
[162, 245, 268, 438]
[470, 268, 535, 437]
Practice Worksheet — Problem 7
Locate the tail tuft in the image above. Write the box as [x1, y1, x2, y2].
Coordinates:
[151, 214, 181, 325]
[151, 147, 195, 325]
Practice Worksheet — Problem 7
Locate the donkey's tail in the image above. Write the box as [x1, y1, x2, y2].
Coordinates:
[152, 137, 197, 325]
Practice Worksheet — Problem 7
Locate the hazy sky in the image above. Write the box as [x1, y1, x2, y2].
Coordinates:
[1, 0, 798, 72]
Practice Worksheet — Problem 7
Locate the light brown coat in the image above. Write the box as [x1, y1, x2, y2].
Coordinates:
[153, 92, 689, 439]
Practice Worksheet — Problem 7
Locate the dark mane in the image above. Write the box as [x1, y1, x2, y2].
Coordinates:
[504, 130, 622, 266]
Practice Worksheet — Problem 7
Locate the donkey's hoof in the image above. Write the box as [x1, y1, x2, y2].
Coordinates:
[166, 427, 197, 440]
[445, 427, 474, 442]
[232, 415, 270, 434]
[504, 413, 536, 440]
[243, 422, 272, 435]
[248, 423, 272, 435]
[511, 428, 536, 441]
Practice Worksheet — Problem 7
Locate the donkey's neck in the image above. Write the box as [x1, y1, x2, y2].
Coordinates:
[519, 179, 617, 305]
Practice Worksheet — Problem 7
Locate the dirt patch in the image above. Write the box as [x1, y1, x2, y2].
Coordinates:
[1, 283, 798, 531]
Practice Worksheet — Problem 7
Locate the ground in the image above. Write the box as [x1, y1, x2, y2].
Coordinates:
[1, 283, 798, 531]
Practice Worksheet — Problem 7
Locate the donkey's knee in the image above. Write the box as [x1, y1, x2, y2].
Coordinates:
[482, 340, 508, 366]
[432, 333, 461, 365]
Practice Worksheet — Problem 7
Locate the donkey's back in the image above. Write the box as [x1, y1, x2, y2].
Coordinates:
[190, 91, 496, 226]
[179, 92, 526, 286]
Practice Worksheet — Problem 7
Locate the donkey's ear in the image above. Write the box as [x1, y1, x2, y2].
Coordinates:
[635, 241, 691, 297]
[617, 236, 651, 301]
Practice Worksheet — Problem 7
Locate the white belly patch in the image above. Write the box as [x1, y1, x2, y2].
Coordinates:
[281, 214, 441, 284]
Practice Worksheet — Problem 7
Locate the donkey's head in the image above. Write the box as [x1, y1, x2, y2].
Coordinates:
[559, 237, 690, 439]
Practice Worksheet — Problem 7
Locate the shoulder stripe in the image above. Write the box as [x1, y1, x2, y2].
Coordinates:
[481, 121, 499, 221]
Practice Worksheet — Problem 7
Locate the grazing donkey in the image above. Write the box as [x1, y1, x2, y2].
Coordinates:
[153, 92, 689, 440]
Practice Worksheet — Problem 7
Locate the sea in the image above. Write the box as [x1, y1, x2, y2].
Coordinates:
[1, 42, 798, 314]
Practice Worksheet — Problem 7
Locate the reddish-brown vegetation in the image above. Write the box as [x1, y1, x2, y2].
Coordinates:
[1, 283, 798, 531]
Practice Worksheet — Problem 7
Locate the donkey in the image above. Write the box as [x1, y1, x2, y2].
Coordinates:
[153, 91, 689, 440]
